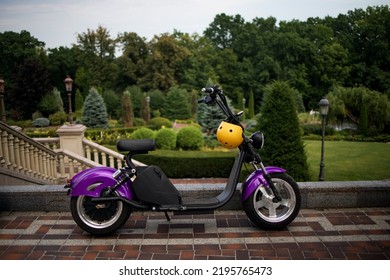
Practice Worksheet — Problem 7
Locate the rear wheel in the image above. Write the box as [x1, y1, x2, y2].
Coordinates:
[70, 192, 131, 235]
[243, 173, 301, 230]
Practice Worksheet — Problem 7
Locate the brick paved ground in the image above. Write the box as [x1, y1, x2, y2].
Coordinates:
[0, 208, 389, 260]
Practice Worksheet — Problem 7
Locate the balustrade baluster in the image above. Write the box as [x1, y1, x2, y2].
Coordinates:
[43, 152, 49, 180]
[50, 155, 56, 182]
[1, 130, 10, 167]
[8, 134, 16, 170]
[42, 151, 48, 180]
[102, 152, 107, 166]
[42, 151, 49, 180]
[93, 148, 99, 164]
[117, 158, 123, 169]
[29, 145, 35, 177]
[34, 147, 39, 178]
[19, 140, 27, 174]
[0, 130, 4, 165]
[38, 150, 43, 179]
[23, 142, 30, 174]
[69, 159, 75, 178]
[85, 145, 91, 160]
[51, 154, 56, 182]
[59, 154, 66, 179]
[14, 136, 22, 171]
[109, 155, 114, 168]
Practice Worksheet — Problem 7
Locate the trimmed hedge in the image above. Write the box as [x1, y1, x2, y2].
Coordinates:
[134, 153, 236, 178]
[302, 124, 335, 136]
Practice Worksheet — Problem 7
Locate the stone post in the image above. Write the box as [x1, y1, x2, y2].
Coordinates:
[56, 124, 86, 156]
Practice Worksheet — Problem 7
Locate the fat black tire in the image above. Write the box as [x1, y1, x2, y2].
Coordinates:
[70, 193, 132, 235]
[243, 173, 301, 230]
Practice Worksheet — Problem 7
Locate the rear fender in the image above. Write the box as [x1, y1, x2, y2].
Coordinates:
[241, 166, 285, 201]
[67, 167, 134, 200]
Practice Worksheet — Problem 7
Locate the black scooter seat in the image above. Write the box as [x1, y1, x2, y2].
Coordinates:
[117, 139, 156, 153]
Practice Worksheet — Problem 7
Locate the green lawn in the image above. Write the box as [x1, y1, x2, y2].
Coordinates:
[304, 140, 390, 181]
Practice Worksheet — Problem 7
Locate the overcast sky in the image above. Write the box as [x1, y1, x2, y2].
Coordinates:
[0, 0, 388, 49]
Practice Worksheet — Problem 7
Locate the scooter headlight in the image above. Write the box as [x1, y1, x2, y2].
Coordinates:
[250, 131, 264, 150]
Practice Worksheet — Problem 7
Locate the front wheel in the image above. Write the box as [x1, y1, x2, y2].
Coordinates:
[70, 193, 132, 235]
[243, 173, 301, 230]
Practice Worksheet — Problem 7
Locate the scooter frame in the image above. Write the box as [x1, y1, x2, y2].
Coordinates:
[66, 85, 286, 216]
[67, 144, 285, 212]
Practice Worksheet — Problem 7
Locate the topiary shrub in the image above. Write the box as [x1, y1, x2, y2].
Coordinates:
[131, 127, 155, 140]
[149, 117, 173, 129]
[32, 117, 50, 127]
[133, 118, 146, 127]
[176, 126, 204, 150]
[49, 111, 68, 125]
[257, 81, 309, 181]
[32, 111, 43, 121]
[155, 128, 176, 150]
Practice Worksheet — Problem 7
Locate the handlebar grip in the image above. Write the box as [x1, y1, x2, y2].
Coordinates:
[202, 87, 214, 94]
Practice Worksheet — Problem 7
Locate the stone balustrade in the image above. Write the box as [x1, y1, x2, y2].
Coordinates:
[1, 122, 58, 184]
[1, 122, 144, 185]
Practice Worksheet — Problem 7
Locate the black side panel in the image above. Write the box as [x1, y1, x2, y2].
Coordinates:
[132, 166, 181, 205]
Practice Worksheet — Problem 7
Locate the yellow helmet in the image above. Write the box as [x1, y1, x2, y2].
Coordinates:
[216, 121, 244, 149]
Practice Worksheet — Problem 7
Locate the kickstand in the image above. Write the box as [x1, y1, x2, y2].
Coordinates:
[164, 211, 171, 221]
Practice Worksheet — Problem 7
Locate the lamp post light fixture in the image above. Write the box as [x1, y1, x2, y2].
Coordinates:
[318, 97, 329, 181]
[242, 97, 246, 119]
[0, 78, 6, 123]
[146, 95, 151, 122]
[64, 75, 73, 124]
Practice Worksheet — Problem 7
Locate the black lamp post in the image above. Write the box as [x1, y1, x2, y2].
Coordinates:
[242, 97, 246, 120]
[318, 97, 329, 181]
[0, 78, 5, 123]
[146, 95, 151, 122]
[64, 75, 73, 124]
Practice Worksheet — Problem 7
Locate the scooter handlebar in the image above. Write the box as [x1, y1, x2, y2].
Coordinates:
[201, 87, 214, 94]
[199, 86, 217, 104]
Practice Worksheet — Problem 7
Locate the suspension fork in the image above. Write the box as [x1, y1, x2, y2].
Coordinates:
[245, 141, 282, 202]
[253, 162, 282, 202]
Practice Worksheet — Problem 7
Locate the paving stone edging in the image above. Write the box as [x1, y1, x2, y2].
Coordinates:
[0, 180, 389, 212]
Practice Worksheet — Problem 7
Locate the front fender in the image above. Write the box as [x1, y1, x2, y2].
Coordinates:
[67, 167, 134, 200]
[241, 166, 285, 201]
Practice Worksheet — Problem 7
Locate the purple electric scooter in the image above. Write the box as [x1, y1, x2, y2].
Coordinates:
[65, 85, 301, 235]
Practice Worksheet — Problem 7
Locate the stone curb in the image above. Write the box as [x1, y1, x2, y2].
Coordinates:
[0, 180, 389, 212]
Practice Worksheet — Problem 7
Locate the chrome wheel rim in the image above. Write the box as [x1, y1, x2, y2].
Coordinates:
[76, 195, 123, 229]
[252, 178, 296, 223]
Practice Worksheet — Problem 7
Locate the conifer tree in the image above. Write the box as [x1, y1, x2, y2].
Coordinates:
[257, 81, 309, 181]
[140, 94, 151, 122]
[162, 87, 191, 120]
[122, 91, 134, 127]
[248, 90, 255, 118]
[53, 88, 64, 112]
[74, 89, 84, 111]
[81, 87, 108, 128]
[197, 95, 234, 134]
